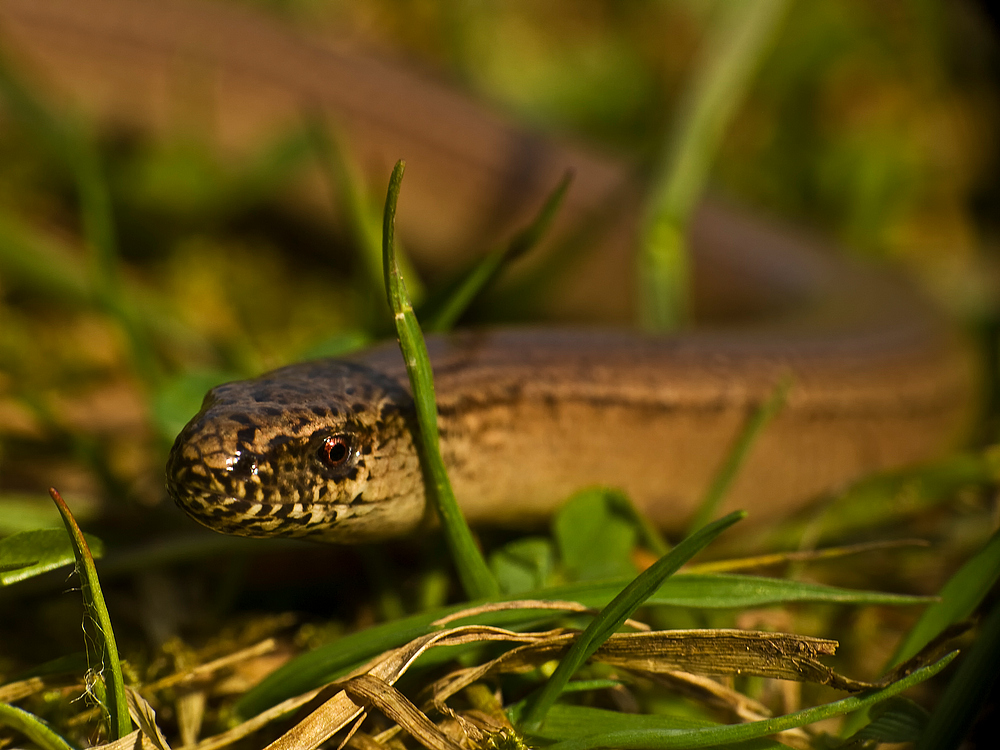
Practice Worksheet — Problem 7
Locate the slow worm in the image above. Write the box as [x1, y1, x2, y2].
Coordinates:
[0, 0, 976, 540]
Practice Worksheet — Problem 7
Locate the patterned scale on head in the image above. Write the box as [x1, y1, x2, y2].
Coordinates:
[166, 360, 427, 542]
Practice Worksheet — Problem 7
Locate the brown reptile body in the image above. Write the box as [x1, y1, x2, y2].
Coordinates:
[0, 0, 976, 541]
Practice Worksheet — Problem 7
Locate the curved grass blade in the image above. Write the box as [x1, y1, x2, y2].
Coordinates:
[420, 170, 573, 332]
[381, 161, 499, 601]
[519, 511, 745, 732]
[544, 652, 956, 750]
[49, 488, 132, 740]
[0, 211, 91, 302]
[309, 121, 424, 308]
[0, 703, 76, 750]
[891, 526, 1000, 667]
[842, 524, 1000, 737]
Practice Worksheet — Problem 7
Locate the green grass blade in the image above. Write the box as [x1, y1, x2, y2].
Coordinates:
[49, 488, 132, 740]
[310, 122, 424, 308]
[915, 598, 1000, 750]
[841, 524, 1000, 740]
[890, 526, 1000, 667]
[0, 55, 157, 383]
[639, 0, 791, 330]
[763, 452, 997, 549]
[0, 211, 91, 301]
[688, 377, 791, 533]
[421, 170, 573, 332]
[525, 705, 781, 749]
[519, 511, 745, 731]
[0, 703, 77, 750]
[632, 573, 931, 609]
[381, 161, 499, 601]
[544, 652, 957, 750]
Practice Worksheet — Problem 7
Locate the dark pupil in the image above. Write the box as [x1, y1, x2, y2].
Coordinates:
[324, 436, 350, 466]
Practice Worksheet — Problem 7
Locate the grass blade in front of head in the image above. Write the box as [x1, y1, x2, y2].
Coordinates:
[381, 160, 499, 601]
[640, 0, 790, 330]
[519, 510, 745, 732]
[49, 487, 132, 740]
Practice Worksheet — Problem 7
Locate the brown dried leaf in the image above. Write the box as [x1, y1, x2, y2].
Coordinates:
[432, 601, 650, 631]
[91, 728, 159, 750]
[125, 686, 172, 750]
[344, 675, 464, 750]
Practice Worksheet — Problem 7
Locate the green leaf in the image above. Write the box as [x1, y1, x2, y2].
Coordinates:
[50, 488, 132, 739]
[0, 529, 105, 585]
[554, 488, 639, 582]
[520, 511, 745, 731]
[490, 537, 557, 594]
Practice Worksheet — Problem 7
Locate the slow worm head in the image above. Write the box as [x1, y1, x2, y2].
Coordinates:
[166, 360, 427, 542]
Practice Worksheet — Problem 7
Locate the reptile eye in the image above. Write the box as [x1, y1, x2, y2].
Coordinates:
[320, 434, 352, 468]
